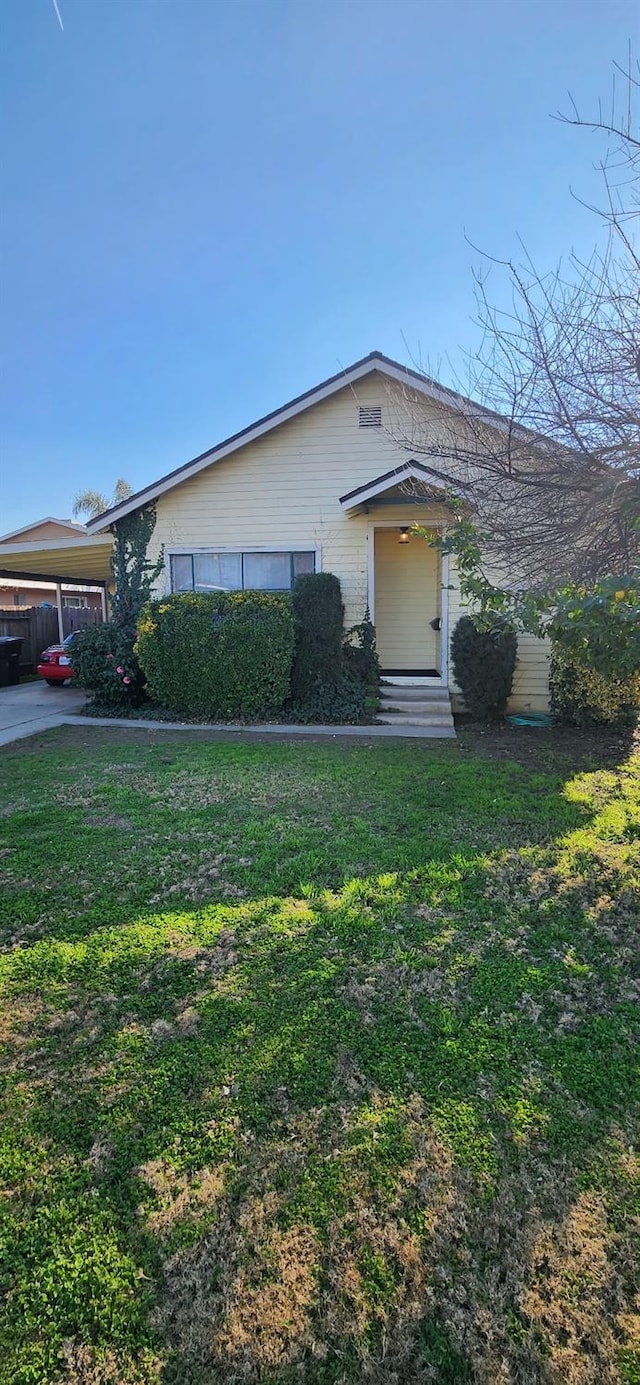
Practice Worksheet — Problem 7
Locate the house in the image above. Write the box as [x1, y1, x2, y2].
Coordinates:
[0, 578, 102, 611]
[0, 354, 550, 711]
[0, 520, 104, 614]
[0, 519, 104, 612]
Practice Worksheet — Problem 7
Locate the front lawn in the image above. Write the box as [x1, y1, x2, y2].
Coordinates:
[1, 726, 638, 1384]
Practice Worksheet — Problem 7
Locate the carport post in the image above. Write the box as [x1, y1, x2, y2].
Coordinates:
[55, 584, 64, 642]
[100, 588, 108, 622]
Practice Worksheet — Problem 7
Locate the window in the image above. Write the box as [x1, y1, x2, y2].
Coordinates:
[170, 550, 315, 594]
[359, 405, 382, 427]
[13, 593, 26, 607]
[194, 552, 242, 591]
[243, 553, 293, 590]
[62, 596, 88, 609]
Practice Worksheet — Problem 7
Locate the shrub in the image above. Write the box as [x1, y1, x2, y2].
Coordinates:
[550, 647, 640, 726]
[72, 622, 146, 708]
[451, 615, 517, 721]
[136, 591, 294, 720]
[290, 573, 344, 701]
[287, 671, 368, 725]
[343, 611, 381, 693]
[548, 576, 640, 681]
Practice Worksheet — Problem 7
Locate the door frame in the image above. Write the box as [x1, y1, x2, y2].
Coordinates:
[367, 522, 449, 687]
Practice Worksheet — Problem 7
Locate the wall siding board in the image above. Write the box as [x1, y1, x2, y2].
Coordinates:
[150, 374, 550, 710]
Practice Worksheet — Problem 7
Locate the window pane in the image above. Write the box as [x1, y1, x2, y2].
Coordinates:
[243, 552, 291, 590]
[194, 552, 242, 591]
[171, 554, 194, 593]
[293, 552, 315, 577]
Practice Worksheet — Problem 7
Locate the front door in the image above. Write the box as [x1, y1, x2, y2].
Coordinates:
[373, 527, 440, 675]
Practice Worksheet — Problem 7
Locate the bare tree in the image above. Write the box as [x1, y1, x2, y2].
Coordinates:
[395, 55, 640, 587]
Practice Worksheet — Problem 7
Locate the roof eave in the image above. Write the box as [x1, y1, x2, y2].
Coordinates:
[0, 517, 88, 544]
[340, 461, 470, 512]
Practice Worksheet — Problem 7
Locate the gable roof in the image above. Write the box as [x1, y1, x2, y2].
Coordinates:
[339, 460, 472, 511]
[0, 517, 88, 544]
[87, 351, 500, 533]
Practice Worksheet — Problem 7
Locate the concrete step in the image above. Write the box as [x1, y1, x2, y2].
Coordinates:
[380, 697, 452, 716]
[379, 709, 454, 720]
[377, 682, 455, 733]
[381, 683, 446, 700]
[377, 714, 455, 729]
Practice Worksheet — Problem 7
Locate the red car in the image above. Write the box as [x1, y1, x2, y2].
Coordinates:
[37, 632, 78, 686]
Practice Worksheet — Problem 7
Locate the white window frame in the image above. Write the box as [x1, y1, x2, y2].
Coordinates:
[164, 544, 323, 596]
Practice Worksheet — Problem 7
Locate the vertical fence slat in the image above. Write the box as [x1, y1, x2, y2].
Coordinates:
[0, 603, 103, 668]
[0, 609, 61, 667]
[61, 605, 102, 637]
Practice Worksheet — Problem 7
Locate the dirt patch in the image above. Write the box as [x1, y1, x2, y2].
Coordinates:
[521, 1191, 636, 1384]
[155, 1100, 463, 1381]
[138, 1158, 225, 1237]
[86, 813, 134, 830]
[456, 720, 638, 773]
[137, 931, 239, 994]
[0, 991, 45, 1073]
[152, 1103, 639, 1384]
[53, 1343, 160, 1385]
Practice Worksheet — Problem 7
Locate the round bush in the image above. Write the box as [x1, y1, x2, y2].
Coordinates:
[136, 591, 294, 720]
[451, 616, 517, 721]
[72, 621, 145, 707]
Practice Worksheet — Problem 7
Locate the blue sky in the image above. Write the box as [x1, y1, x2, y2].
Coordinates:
[0, 0, 636, 531]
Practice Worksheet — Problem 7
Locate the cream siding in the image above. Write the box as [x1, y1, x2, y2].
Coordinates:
[150, 372, 550, 710]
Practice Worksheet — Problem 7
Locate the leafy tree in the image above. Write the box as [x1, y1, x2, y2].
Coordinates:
[429, 504, 640, 674]
[72, 477, 133, 520]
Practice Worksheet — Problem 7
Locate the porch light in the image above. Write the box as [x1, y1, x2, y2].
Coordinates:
[398, 527, 411, 544]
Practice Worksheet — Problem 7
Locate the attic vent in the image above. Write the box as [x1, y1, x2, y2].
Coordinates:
[359, 405, 382, 427]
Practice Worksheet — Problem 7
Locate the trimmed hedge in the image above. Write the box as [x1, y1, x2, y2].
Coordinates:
[286, 575, 376, 723]
[451, 616, 517, 721]
[287, 671, 368, 725]
[290, 573, 344, 701]
[72, 621, 146, 707]
[136, 591, 294, 720]
[550, 647, 640, 726]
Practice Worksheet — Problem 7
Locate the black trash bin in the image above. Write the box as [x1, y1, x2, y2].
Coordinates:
[0, 636, 24, 687]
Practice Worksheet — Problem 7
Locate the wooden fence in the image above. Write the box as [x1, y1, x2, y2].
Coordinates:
[60, 605, 103, 636]
[0, 605, 102, 668]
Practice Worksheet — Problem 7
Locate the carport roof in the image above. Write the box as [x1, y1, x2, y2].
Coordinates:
[0, 534, 113, 586]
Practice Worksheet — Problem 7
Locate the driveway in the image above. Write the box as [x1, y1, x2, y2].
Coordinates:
[0, 681, 86, 747]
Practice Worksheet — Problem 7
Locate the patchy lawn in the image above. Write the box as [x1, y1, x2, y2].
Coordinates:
[0, 725, 638, 1385]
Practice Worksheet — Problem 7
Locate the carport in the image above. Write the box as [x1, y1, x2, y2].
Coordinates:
[0, 534, 113, 640]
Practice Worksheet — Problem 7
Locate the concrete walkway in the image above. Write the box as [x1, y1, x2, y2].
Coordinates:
[0, 682, 456, 748]
[0, 681, 87, 747]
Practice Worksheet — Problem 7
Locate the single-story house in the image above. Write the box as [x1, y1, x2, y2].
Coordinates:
[0, 519, 105, 613]
[0, 354, 550, 711]
[0, 518, 110, 641]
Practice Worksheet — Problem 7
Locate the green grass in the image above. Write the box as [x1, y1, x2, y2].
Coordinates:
[0, 725, 638, 1384]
